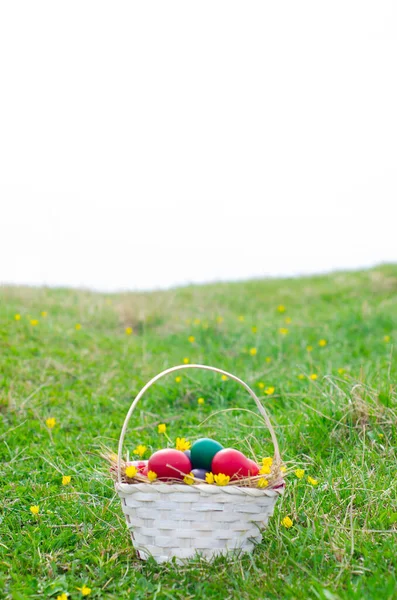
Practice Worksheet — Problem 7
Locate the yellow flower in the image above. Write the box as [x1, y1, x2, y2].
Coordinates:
[251, 326, 257, 334]
[307, 476, 318, 486]
[238, 315, 245, 322]
[262, 457, 273, 468]
[216, 316, 224, 324]
[249, 347, 257, 356]
[384, 335, 391, 343]
[298, 374, 305, 380]
[257, 382, 265, 389]
[257, 477, 268, 488]
[280, 466, 287, 473]
[15, 314, 21, 321]
[281, 516, 293, 528]
[295, 469, 305, 479]
[265, 386, 275, 395]
[147, 470, 157, 482]
[125, 327, 133, 335]
[205, 472, 215, 484]
[265, 356, 272, 363]
[133, 445, 147, 457]
[158, 423, 167, 434]
[221, 375, 228, 381]
[175, 376, 182, 383]
[194, 318, 201, 325]
[62, 475, 71, 486]
[57, 594, 68, 600]
[279, 328, 288, 335]
[309, 374, 318, 381]
[30, 319, 39, 326]
[30, 505, 40, 515]
[183, 357, 189, 364]
[214, 473, 230, 486]
[306, 345, 313, 352]
[125, 465, 138, 478]
[319, 339, 327, 347]
[188, 335, 195, 343]
[277, 305, 286, 313]
[41, 311, 47, 318]
[337, 368, 345, 375]
[197, 397, 205, 405]
[285, 316, 292, 324]
[46, 417, 56, 429]
[184, 472, 195, 485]
[78, 586, 91, 596]
[176, 437, 191, 451]
[75, 323, 81, 330]
[259, 465, 271, 475]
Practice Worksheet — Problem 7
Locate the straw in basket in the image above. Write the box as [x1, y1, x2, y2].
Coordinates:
[115, 364, 284, 564]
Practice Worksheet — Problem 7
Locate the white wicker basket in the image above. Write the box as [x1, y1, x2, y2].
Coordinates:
[115, 364, 284, 564]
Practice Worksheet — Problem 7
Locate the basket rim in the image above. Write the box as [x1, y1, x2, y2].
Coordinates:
[115, 481, 285, 497]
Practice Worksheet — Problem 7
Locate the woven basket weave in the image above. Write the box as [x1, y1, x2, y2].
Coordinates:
[115, 364, 284, 563]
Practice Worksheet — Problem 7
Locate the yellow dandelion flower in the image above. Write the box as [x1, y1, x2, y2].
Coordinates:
[221, 375, 228, 381]
[15, 313, 21, 321]
[258, 382, 265, 389]
[378, 433, 384, 439]
[265, 386, 275, 395]
[216, 316, 224, 324]
[175, 376, 182, 383]
[125, 327, 133, 335]
[57, 594, 68, 600]
[251, 326, 257, 334]
[75, 323, 81, 331]
[265, 356, 272, 363]
[147, 470, 157, 482]
[257, 477, 268, 488]
[45, 417, 56, 429]
[30, 505, 40, 515]
[298, 374, 305, 380]
[62, 475, 71, 486]
[197, 397, 205, 405]
[309, 374, 318, 381]
[337, 368, 345, 375]
[78, 585, 92, 596]
[30, 319, 39, 326]
[285, 316, 292, 324]
[133, 445, 147, 457]
[277, 305, 286, 313]
[176, 437, 191, 451]
[183, 472, 195, 485]
[41, 311, 47, 318]
[295, 469, 305, 479]
[188, 335, 195, 343]
[249, 347, 257, 356]
[281, 516, 293, 528]
[158, 423, 167, 434]
[307, 476, 318, 486]
[125, 465, 138, 478]
[259, 465, 271, 475]
[205, 472, 215, 484]
[384, 335, 391, 343]
[214, 473, 230, 486]
[306, 345, 313, 352]
[238, 315, 245, 322]
[319, 339, 327, 347]
[262, 457, 273, 468]
[279, 328, 288, 335]
[194, 318, 201, 325]
[183, 357, 189, 364]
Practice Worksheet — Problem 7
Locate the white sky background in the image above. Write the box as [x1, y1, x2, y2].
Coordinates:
[0, 1, 396, 291]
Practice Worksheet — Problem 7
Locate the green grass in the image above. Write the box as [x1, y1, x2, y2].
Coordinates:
[1, 265, 397, 600]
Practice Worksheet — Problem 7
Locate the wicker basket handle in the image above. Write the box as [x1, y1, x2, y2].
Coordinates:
[117, 364, 281, 483]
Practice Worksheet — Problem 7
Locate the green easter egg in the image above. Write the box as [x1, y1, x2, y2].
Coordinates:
[191, 438, 223, 471]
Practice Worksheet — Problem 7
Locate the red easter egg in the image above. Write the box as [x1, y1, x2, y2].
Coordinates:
[212, 449, 258, 479]
[148, 449, 192, 480]
[142, 466, 149, 476]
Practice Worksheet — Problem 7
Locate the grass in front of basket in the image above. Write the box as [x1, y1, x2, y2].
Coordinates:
[1, 265, 397, 600]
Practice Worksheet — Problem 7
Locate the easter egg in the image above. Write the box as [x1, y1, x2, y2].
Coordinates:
[148, 449, 192, 480]
[184, 450, 191, 460]
[141, 466, 149, 476]
[190, 438, 224, 471]
[211, 448, 258, 479]
[191, 468, 208, 480]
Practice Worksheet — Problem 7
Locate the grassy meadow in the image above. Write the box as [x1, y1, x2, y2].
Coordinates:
[1, 265, 397, 599]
